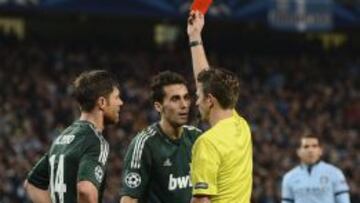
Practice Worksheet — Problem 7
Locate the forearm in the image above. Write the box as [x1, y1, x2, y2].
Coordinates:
[191, 196, 211, 203]
[78, 193, 97, 203]
[189, 35, 210, 81]
[24, 181, 51, 203]
[77, 181, 98, 203]
[120, 196, 138, 203]
[187, 11, 209, 84]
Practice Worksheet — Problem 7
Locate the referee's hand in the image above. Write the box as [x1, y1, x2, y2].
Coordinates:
[187, 10, 204, 41]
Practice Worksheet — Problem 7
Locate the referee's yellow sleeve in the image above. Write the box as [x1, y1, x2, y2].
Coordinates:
[191, 137, 220, 196]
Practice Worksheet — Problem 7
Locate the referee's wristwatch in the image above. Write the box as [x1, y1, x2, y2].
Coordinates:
[189, 40, 202, 47]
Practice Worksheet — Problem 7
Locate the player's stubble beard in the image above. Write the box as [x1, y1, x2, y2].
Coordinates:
[103, 107, 119, 126]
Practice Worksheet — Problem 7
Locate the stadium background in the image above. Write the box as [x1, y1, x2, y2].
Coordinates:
[0, 0, 359, 202]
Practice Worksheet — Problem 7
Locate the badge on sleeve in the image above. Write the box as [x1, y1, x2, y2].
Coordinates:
[125, 172, 141, 188]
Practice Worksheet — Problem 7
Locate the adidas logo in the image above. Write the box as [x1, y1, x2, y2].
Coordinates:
[163, 158, 172, 167]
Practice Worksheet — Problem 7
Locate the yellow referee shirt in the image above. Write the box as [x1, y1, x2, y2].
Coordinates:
[191, 110, 253, 203]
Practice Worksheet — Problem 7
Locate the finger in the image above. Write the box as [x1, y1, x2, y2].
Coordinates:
[188, 17, 194, 25]
[199, 13, 204, 19]
[197, 11, 203, 19]
[188, 13, 195, 24]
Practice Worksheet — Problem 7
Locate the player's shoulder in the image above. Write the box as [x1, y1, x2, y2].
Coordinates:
[130, 123, 158, 146]
[318, 161, 343, 174]
[68, 120, 98, 137]
[182, 124, 202, 139]
[182, 125, 202, 133]
[283, 165, 302, 180]
[53, 120, 99, 145]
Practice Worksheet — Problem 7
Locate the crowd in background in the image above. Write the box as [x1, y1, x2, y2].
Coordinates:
[0, 40, 358, 203]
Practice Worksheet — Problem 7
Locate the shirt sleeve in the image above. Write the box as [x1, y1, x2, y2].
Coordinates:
[333, 168, 350, 203]
[120, 134, 152, 198]
[77, 136, 109, 190]
[191, 137, 220, 196]
[281, 174, 294, 203]
[27, 154, 50, 190]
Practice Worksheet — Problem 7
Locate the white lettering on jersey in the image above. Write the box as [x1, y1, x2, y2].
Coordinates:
[55, 135, 75, 145]
[168, 174, 192, 191]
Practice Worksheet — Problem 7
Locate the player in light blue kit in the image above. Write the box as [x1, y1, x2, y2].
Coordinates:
[281, 134, 350, 203]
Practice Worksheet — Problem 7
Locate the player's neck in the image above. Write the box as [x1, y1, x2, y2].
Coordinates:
[159, 119, 182, 140]
[209, 108, 233, 127]
[79, 111, 104, 132]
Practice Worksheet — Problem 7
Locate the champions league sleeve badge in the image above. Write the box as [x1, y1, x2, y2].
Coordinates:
[94, 165, 104, 183]
[125, 172, 142, 188]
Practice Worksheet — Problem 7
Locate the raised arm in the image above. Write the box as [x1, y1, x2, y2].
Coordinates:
[187, 11, 210, 85]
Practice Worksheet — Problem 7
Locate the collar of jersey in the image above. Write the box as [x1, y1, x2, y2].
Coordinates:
[76, 120, 102, 135]
[212, 113, 235, 128]
[300, 160, 322, 170]
[156, 123, 183, 145]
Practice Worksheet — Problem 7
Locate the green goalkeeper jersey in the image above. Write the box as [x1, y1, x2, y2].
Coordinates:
[120, 123, 202, 203]
[27, 120, 109, 203]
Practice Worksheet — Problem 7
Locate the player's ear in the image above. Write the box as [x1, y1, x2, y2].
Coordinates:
[319, 146, 323, 156]
[154, 101, 163, 113]
[296, 148, 301, 158]
[97, 96, 107, 110]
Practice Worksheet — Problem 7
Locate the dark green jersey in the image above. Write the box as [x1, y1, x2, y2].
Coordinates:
[120, 123, 202, 203]
[27, 120, 109, 203]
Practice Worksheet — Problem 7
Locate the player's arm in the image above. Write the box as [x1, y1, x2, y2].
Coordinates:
[77, 136, 108, 203]
[77, 181, 98, 203]
[187, 11, 210, 85]
[281, 174, 294, 203]
[119, 134, 152, 202]
[25, 154, 51, 203]
[333, 168, 351, 203]
[191, 196, 211, 203]
[24, 180, 51, 203]
[120, 196, 138, 203]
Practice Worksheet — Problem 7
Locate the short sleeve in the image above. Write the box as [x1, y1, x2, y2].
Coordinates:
[27, 154, 50, 190]
[281, 174, 294, 203]
[333, 168, 350, 193]
[78, 136, 109, 190]
[120, 134, 152, 198]
[191, 137, 220, 196]
[333, 168, 350, 203]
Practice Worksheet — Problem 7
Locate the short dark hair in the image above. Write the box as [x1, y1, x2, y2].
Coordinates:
[72, 70, 119, 112]
[150, 71, 187, 103]
[197, 68, 240, 109]
[298, 134, 322, 148]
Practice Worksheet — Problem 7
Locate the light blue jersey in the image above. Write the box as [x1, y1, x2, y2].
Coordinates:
[281, 161, 350, 203]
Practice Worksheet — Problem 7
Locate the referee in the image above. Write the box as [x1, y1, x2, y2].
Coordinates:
[281, 134, 351, 203]
[187, 11, 253, 203]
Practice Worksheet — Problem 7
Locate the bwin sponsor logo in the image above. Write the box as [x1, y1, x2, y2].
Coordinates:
[168, 174, 192, 191]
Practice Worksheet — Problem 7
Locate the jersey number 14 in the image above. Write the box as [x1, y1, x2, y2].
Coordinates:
[49, 154, 67, 203]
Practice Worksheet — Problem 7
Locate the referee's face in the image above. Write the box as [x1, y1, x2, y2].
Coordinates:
[297, 138, 323, 164]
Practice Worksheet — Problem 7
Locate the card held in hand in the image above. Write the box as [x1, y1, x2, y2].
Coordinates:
[191, 0, 213, 15]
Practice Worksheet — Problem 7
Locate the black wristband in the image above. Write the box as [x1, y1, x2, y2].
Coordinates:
[189, 41, 202, 47]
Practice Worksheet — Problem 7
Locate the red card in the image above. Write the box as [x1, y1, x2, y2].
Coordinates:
[191, 0, 213, 15]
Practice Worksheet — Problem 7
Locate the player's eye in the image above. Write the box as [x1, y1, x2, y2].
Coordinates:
[171, 96, 180, 102]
